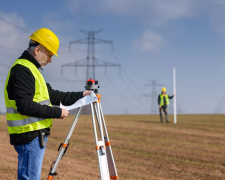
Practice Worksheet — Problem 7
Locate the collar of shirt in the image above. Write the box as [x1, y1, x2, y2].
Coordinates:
[18, 50, 42, 69]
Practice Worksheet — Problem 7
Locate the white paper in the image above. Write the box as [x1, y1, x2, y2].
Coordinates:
[60, 91, 97, 110]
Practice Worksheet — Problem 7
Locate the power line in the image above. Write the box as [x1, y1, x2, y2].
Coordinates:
[0, 16, 31, 33]
[112, 52, 143, 92]
[143, 80, 163, 114]
[103, 77, 145, 111]
[111, 52, 150, 111]
[119, 73, 149, 111]
[60, 29, 151, 114]
[0, 44, 23, 51]
[61, 30, 120, 80]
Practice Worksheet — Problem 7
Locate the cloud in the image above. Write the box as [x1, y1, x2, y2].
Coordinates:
[64, 0, 85, 14]
[0, 12, 31, 112]
[132, 30, 164, 52]
[97, 0, 197, 26]
[0, 12, 29, 49]
[51, 0, 198, 27]
[207, 1, 225, 39]
[51, 0, 225, 41]
[0, 11, 31, 71]
[98, 0, 225, 39]
[41, 0, 85, 35]
[41, 11, 74, 33]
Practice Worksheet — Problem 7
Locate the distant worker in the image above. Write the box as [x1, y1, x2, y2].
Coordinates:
[158, 87, 174, 123]
[4, 28, 91, 180]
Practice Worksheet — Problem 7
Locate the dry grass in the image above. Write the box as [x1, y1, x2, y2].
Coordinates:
[0, 114, 225, 180]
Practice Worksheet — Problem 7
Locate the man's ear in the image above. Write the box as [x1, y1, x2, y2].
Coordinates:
[34, 46, 41, 56]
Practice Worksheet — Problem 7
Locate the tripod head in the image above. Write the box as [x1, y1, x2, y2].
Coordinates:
[85, 78, 100, 93]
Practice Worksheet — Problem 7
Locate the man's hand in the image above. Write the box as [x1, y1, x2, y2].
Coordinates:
[159, 105, 161, 108]
[83, 90, 91, 96]
[60, 108, 69, 119]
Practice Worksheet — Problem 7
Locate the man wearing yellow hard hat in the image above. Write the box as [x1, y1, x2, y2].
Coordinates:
[4, 28, 91, 179]
[158, 87, 174, 123]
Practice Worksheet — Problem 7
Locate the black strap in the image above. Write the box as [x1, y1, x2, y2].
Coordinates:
[29, 41, 39, 47]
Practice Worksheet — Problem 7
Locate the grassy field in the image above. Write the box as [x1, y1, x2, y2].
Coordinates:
[0, 114, 225, 180]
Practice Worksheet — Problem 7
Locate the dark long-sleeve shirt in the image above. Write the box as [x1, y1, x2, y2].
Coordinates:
[6, 50, 84, 145]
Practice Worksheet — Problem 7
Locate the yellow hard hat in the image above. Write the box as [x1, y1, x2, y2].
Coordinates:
[29, 28, 59, 57]
[162, 87, 166, 92]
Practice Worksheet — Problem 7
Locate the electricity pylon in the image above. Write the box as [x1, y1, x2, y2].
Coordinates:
[61, 29, 120, 80]
[142, 80, 163, 114]
[61, 30, 120, 114]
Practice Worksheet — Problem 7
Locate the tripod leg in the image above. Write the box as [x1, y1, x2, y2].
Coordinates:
[94, 102, 105, 140]
[99, 103, 119, 179]
[91, 102, 110, 180]
[48, 107, 82, 180]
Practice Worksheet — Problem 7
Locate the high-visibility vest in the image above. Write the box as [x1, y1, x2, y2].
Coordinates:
[4, 59, 53, 134]
[159, 94, 169, 106]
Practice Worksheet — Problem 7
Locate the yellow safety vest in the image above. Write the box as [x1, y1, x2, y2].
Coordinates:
[4, 59, 53, 134]
[159, 94, 169, 106]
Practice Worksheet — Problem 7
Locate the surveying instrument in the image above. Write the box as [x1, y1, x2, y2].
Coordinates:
[48, 79, 118, 180]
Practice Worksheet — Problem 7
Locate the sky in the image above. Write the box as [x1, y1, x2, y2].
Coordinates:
[1, 0, 225, 115]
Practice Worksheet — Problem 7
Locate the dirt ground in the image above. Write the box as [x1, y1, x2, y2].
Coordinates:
[0, 114, 225, 180]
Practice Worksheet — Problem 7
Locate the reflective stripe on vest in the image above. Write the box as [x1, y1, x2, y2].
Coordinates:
[6, 99, 50, 114]
[4, 59, 53, 134]
[7, 117, 47, 127]
[160, 94, 169, 106]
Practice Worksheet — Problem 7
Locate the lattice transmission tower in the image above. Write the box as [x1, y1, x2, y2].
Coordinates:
[61, 29, 120, 80]
[142, 80, 163, 114]
[61, 30, 120, 114]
